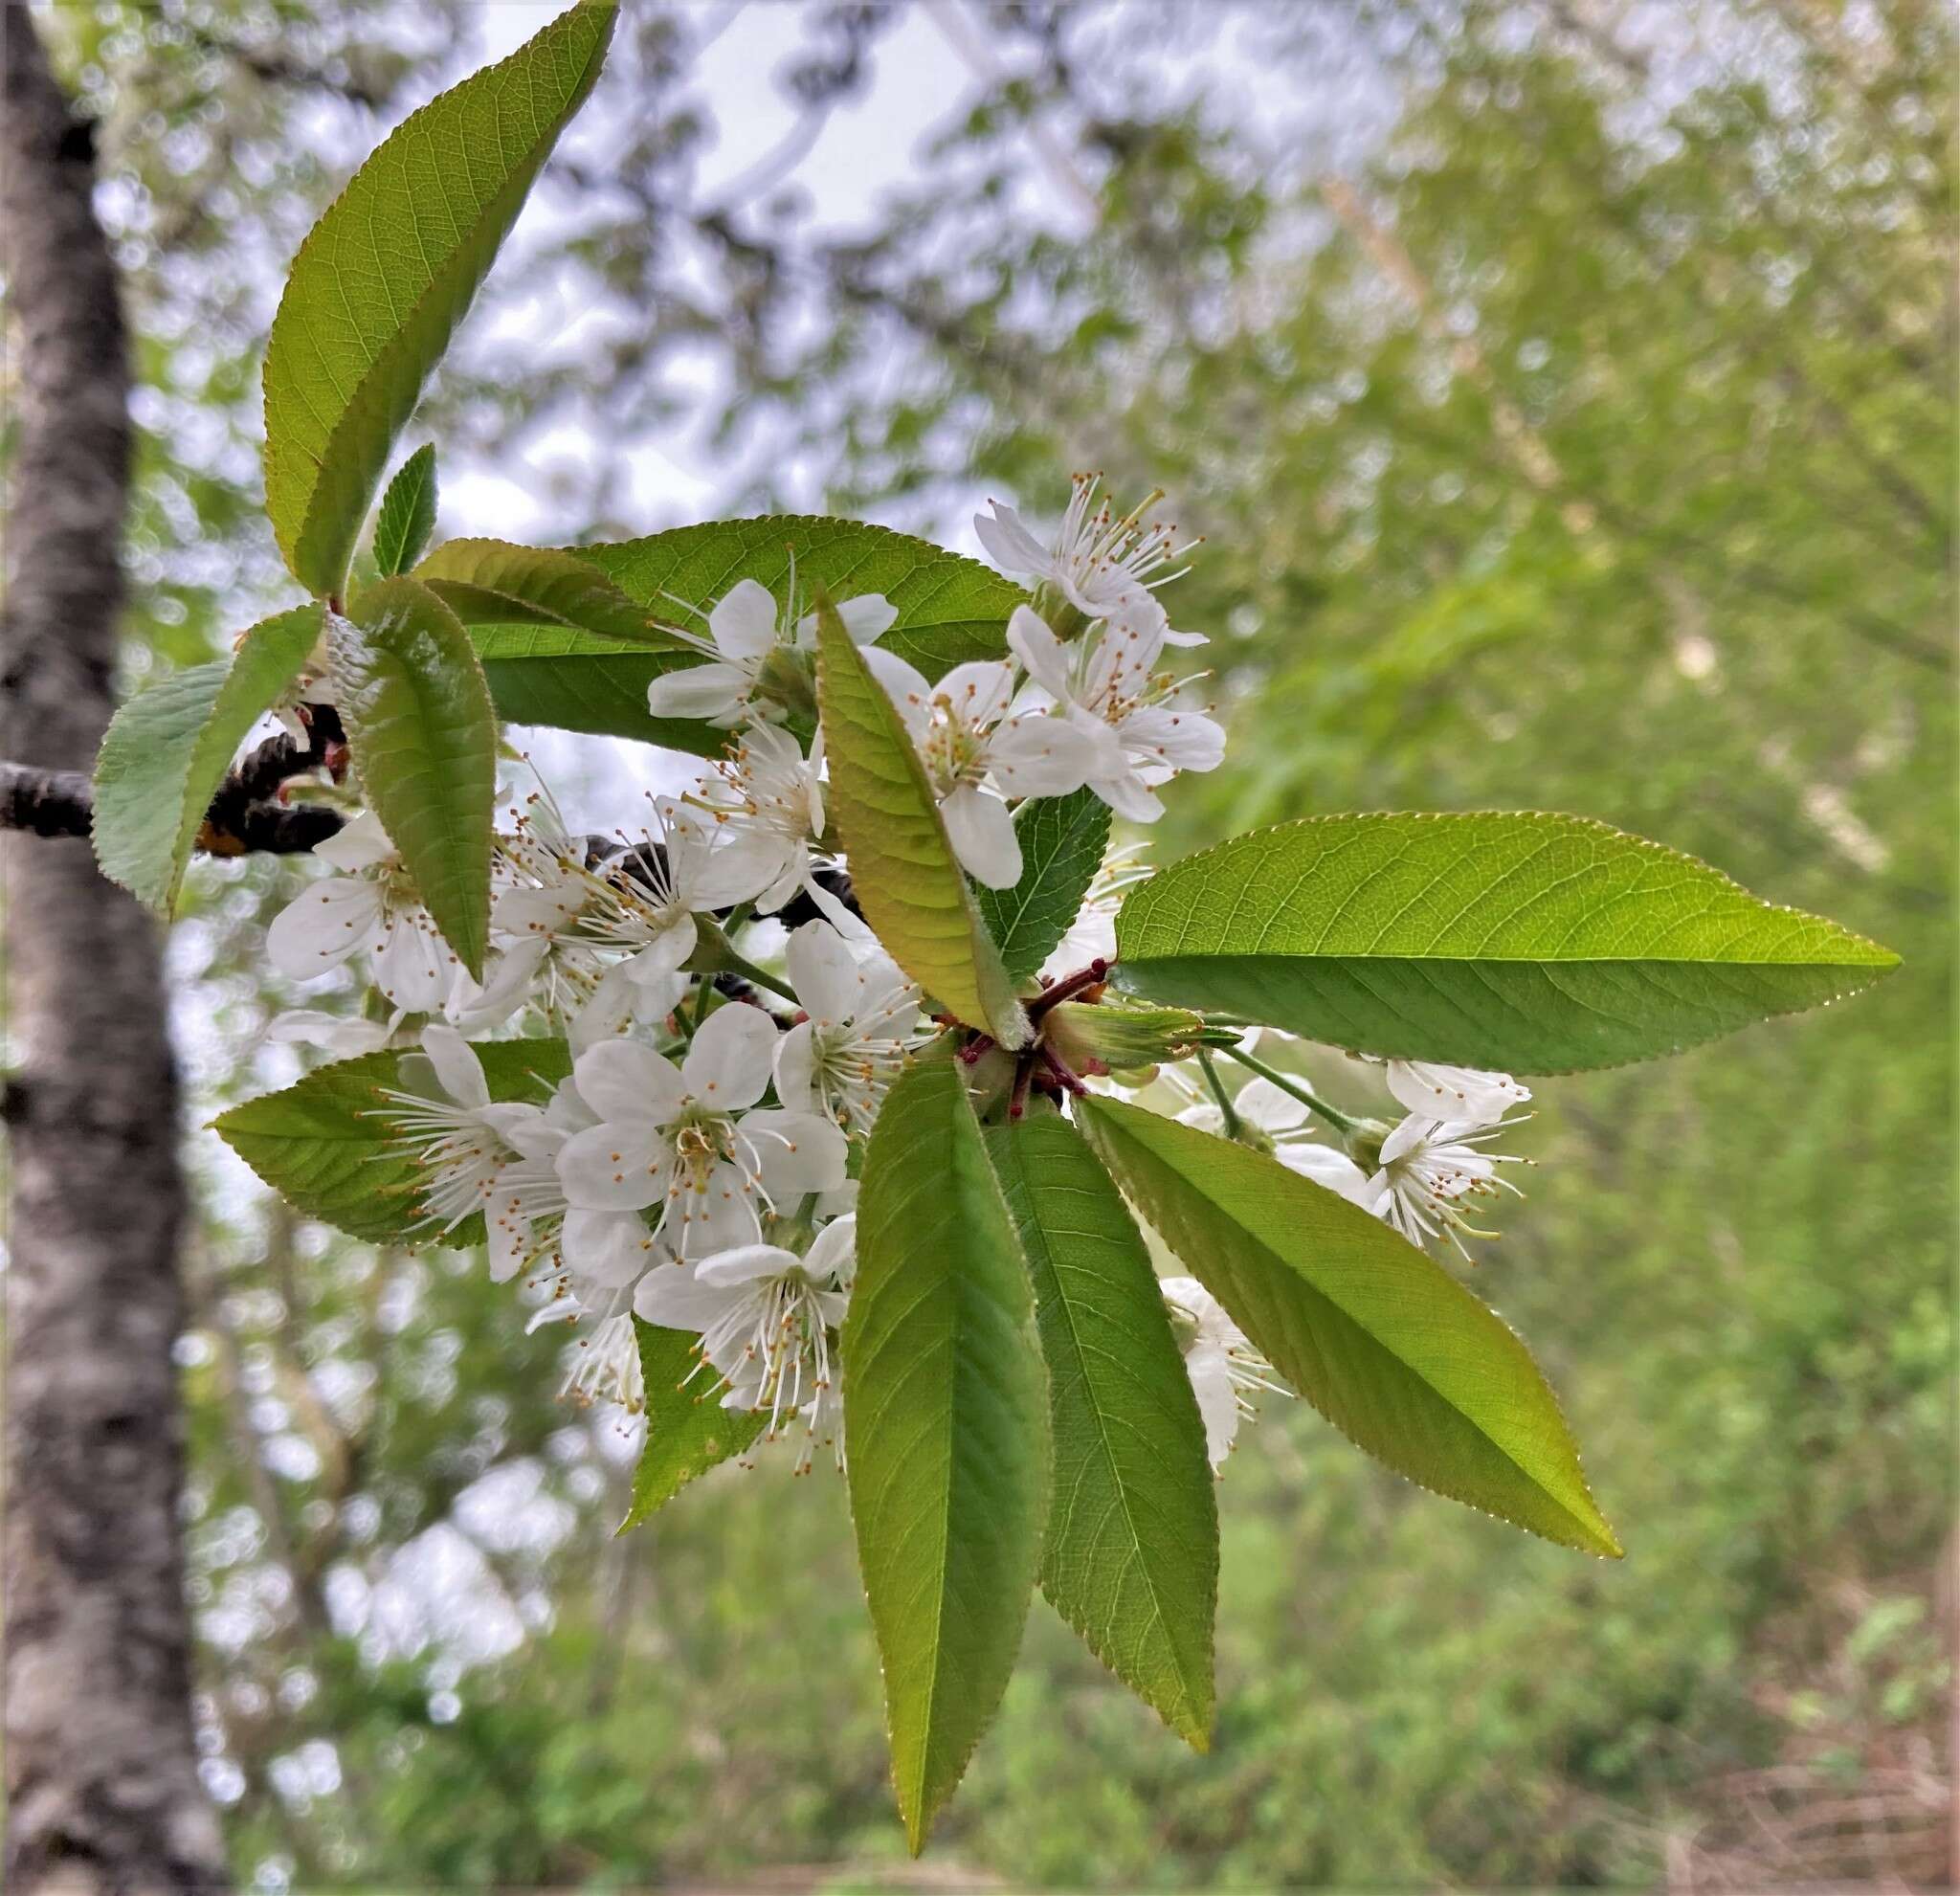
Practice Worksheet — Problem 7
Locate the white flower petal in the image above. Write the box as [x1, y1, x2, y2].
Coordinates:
[571, 1038, 688, 1126]
[975, 503, 1055, 580]
[694, 1241, 802, 1288]
[985, 711, 1100, 798]
[680, 1002, 778, 1109]
[313, 810, 395, 872]
[634, 1260, 739, 1330]
[863, 646, 934, 738]
[1233, 1078, 1310, 1134]
[419, 1024, 491, 1109]
[744, 1107, 849, 1199]
[1006, 603, 1074, 700]
[556, 1121, 668, 1212]
[1275, 1141, 1374, 1207]
[784, 919, 859, 1025]
[708, 579, 780, 661]
[941, 784, 1022, 888]
[562, 1207, 657, 1288]
[266, 878, 382, 979]
[647, 660, 751, 723]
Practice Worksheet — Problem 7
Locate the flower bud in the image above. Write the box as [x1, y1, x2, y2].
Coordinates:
[1044, 996, 1206, 1073]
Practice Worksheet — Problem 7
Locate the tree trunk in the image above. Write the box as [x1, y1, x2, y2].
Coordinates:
[2, 15, 229, 1893]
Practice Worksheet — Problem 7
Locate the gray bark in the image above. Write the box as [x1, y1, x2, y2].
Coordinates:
[2, 13, 229, 1893]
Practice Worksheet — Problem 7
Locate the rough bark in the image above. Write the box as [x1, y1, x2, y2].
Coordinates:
[2, 15, 229, 1894]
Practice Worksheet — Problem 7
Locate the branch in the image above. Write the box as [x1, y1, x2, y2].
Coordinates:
[0, 704, 348, 858]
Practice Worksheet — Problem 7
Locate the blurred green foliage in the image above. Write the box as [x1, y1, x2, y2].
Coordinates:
[45, 0, 1949, 1886]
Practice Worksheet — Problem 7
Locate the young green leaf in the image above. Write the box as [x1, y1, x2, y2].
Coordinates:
[412, 538, 682, 647]
[844, 1060, 1050, 1853]
[214, 1039, 570, 1246]
[372, 446, 438, 577]
[973, 789, 1113, 984]
[468, 624, 726, 754]
[618, 1318, 765, 1532]
[1076, 1096, 1622, 1558]
[261, 1, 614, 598]
[1113, 811, 1899, 1073]
[92, 605, 324, 914]
[986, 1114, 1217, 1749]
[813, 598, 1029, 1047]
[576, 514, 1028, 680]
[327, 578, 498, 979]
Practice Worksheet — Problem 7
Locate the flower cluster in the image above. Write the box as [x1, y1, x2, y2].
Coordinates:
[261, 479, 1538, 1479]
[1162, 1043, 1532, 1263]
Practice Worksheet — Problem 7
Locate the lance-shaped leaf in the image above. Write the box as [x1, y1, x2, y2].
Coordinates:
[577, 514, 1028, 680]
[1113, 811, 1899, 1074]
[215, 1039, 570, 1246]
[262, 1, 614, 598]
[813, 598, 1028, 1046]
[618, 1318, 765, 1531]
[372, 446, 438, 577]
[413, 538, 681, 647]
[844, 1060, 1050, 1853]
[327, 578, 497, 979]
[974, 788, 1113, 985]
[986, 1114, 1217, 1748]
[1076, 1096, 1622, 1558]
[93, 605, 324, 914]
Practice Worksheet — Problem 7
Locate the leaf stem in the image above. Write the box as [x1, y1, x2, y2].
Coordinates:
[1224, 1048, 1360, 1136]
[1196, 1049, 1242, 1139]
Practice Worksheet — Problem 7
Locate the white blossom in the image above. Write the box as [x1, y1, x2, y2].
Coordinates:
[374, 1026, 561, 1281]
[773, 921, 923, 1135]
[687, 721, 844, 920]
[1377, 1060, 1530, 1126]
[554, 1004, 846, 1260]
[975, 476, 1205, 645]
[1368, 1116, 1527, 1260]
[266, 811, 454, 1012]
[1009, 605, 1224, 822]
[1159, 1276, 1287, 1470]
[647, 578, 896, 726]
[863, 652, 1109, 885]
[635, 1215, 857, 1470]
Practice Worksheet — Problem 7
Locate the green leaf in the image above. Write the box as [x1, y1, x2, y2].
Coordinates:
[261, 1, 614, 598]
[1076, 1096, 1622, 1558]
[813, 598, 1029, 1047]
[214, 1039, 570, 1246]
[1114, 812, 1899, 1074]
[973, 789, 1113, 985]
[577, 514, 1028, 680]
[844, 1060, 1050, 1852]
[328, 577, 498, 979]
[413, 538, 682, 647]
[618, 1318, 766, 1530]
[372, 445, 437, 577]
[467, 624, 726, 754]
[986, 1114, 1217, 1748]
[92, 605, 324, 913]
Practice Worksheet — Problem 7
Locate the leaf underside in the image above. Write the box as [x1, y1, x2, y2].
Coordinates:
[413, 537, 681, 646]
[1077, 1096, 1622, 1558]
[328, 578, 499, 978]
[261, 1, 614, 597]
[844, 1060, 1050, 1853]
[987, 1114, 1217, 1748]
[214, 1039, 571, 1246]
[813, 599, 1028, 1046]
[620, 1318, 766, 1530]
[91, 605, 325, 913]
[1115, 811, 1899, 1073]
